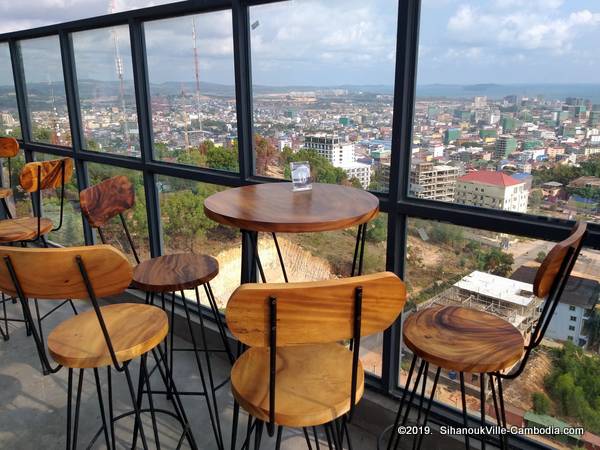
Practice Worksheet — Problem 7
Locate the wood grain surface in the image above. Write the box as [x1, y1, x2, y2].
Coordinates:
[534, 222, 586, 298]
[0, 217, 53, 242]
[19, 157, 73, 192]
[132, 253, 219, 293]
[231, 343, 364, 427]
[0, 137, 19, 157]
[0, 245, 132, 299]
[403, 305, 524, 373]
[226, 272, 405, 347]
[204, 182, 379, 233]
[80, 175, 135, 228]
[48, 303, 168, 368]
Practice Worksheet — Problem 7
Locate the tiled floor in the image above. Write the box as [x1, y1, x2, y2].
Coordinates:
[0, 295, 472, 449]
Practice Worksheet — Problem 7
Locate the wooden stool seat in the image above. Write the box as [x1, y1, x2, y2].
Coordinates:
[0, 188, 12, 199]
[231, 343, 364, 428]
[132, 253, 218, 293]
[0, 217, 53, 243]
[403, 305, 524, 373]
[48, 303, 168, 369]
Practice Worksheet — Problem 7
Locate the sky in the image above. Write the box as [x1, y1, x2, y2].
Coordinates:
[0, 0, 599, 87]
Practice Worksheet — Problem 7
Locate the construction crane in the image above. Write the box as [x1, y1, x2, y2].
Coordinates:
[109, 0, 132, 155]
[192, 17, 203, 137]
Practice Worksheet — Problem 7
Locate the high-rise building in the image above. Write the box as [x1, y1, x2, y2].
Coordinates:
[474, 96, 487, 109]
[455, 171, 528, 212]
[304, 134, 371, 188]
[409, 161, 459, 202]
[444, 127, 461, 145]
[501, 115, 517, 132]
[495, 135, 517, 159]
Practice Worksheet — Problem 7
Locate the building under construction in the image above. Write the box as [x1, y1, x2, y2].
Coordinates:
[409, 161, 459, 202]
[418, 270, 542, 335]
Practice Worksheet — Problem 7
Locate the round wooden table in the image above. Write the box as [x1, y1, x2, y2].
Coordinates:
[204, 182, 379, 283]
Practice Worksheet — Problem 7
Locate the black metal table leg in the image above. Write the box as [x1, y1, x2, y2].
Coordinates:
[459, 372, 470, 450]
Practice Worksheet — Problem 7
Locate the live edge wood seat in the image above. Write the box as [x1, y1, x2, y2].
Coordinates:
[403, 305, 524, 374]
[48, 303, 168, 369]
[0, 187, 12, 199]
[226, 272, 406, 431]
[0, 217, 53, 242]
[232, 343, 364, 427]
[132, 253, 219, 293]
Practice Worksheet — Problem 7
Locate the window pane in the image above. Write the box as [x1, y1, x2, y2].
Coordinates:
[20, 36, 71, 146]
[0, 43, 20, 138]
[403, 218, 598, 447]
[87, 163, 149, 264]
[412, 0, 600, 225]
[257, 212, 388, 376]
[0, 1, 182, 33]
[73, 26, 139, 156]
[157, 176, 240, 310]
[249, 0, 397, 192]
[34, 153, 83, 245]
[145, 11, 238, 170]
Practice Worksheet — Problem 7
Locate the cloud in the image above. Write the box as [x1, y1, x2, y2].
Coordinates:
[447, 3, 600, 52]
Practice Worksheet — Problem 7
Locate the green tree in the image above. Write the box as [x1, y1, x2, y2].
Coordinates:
[366, 215, 386, 242]
[206, 141, 238, 171]
[478, 248, 514, 276]
[535, 251, 547, 263]
[584, 309, 600, 352]
[255, 134, 278, 174]
[532, 392, 551, 415]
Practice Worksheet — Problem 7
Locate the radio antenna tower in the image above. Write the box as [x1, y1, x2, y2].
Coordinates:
[110, 0, 132, 155]
[192, 17, 203, 137]
[48, 76, 60, 145]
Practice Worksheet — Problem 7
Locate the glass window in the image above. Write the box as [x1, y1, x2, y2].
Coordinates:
[412, 0, 600, 225]
[145, 11, 238, 170]
[569, 325, 575, 331]
[0, 1, 182, 33]
[249, 0, 397, 192]
[403, 218, 599, 446]
[569, 305, 576, 311]
[73, 26, 139, 156]
[0, 43, 20, 139]
[20, 36, 71, 146]
[34, 153, 83, 245]
[257, 212, 388, 376]
[87, 163, 149, 264]
[571, 316, 577, 321]
[157, 176, 240, 310]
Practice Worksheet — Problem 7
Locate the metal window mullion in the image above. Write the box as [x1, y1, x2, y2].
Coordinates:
[381, 0, 422, 394]
[130, 18, 162, 258]
[59, 30, 94, 245]
[232, 0, 255, 181]
[9, 39, 32, 143]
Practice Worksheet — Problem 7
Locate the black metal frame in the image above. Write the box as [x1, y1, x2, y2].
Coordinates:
[0, 0, 592, 448]
[3, 252, 197, 450]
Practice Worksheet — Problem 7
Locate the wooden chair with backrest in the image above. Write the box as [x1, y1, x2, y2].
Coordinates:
[0, 157, 75, 342]
[80, 175, 229, 449]
[0, 137, 20, 218]
[384, 222, 587, 450]
[0, 156, 73, 244]
[0, 245, 197, 450]
[226, 271, 407, 449]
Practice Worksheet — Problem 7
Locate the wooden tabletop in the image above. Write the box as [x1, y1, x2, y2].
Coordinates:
[204, 183, 379, 233]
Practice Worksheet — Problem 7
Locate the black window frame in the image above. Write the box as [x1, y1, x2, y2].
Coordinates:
[0, 1, 588, 448]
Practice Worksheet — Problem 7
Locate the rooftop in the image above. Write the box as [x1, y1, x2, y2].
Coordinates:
[454, 270, 535, 307]
[511, 265, 600, 309]
[458, 171, 523, 187]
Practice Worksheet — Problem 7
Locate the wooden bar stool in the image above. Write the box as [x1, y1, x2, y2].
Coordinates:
[0, 137, 20, 219]
[0, 157, 75, 342]
[80, 175, 232, 450]
[0, 245, 197, 450]
[382, 222, 587, 450]
[226, 272, 407, 449]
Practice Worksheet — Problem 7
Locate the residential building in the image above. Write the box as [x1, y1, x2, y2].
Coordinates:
[511, 265, 599, 347]
[454, 171, 529, 212]
[495, 135, 517, 159]
[409, 161, 459, 201]
[304, 134, 355, 166]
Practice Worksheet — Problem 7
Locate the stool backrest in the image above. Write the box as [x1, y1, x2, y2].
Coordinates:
[530, 222, 587, 347]
[19, 157, 73, 192]
[80, 175, 135, 227]
[227, 271, 406, 347]
[0, 137, 19, 158]
[0, 245, 132, 300]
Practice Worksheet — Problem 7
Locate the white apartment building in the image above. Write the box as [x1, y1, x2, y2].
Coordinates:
[454, 171, 528, 212]
[304, 135, 371, 188]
